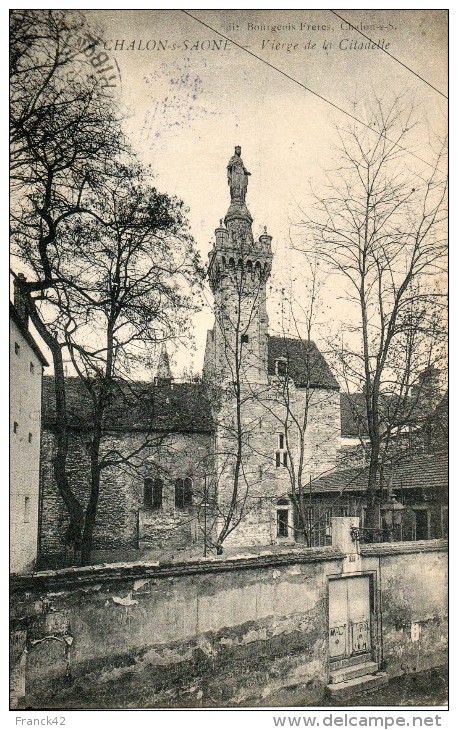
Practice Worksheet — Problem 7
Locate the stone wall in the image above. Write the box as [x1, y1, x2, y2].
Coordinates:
[10, 540, 447, 709]
[39, 382, 340, 561]
[39, 429, 213, 564]
[214, 384, 340, 548]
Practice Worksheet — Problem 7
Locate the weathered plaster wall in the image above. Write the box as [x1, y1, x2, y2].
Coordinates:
[361, 543, 448, 677]
[10, 318, 44, 574]
[10, 541, 447, 709]
[11, 549, 341, 708]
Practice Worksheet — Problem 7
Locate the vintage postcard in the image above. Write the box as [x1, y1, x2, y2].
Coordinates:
[10, 8, 448, 714]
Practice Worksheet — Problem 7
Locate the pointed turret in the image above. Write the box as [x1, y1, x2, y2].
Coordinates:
[206, 147, 273, 383]
[155, 343, 172, 385]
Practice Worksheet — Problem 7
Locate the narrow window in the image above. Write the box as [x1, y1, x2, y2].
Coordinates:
[241, 334, 249, 344]
[145, 478, 163, 510]
[276, 434, 288, 468]
[24, 496, 30, 524]
[15, 342, 20, 356]
[152, 478, 163, 510]
[13, 422, 18, 434]
[175, 477, 193, 508]
[30, 361, 35, 374]
[28, 432, 33, 443]
[144, 478, 153, 509]
[277, 509, 289, 538]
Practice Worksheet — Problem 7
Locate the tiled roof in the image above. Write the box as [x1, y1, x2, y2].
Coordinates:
[340, 393, 368, 438]
[42, 377, 214, 433]
[340, 391, 449, 439]
[310, 451, 448, 494]
[267, 336, 339, 390]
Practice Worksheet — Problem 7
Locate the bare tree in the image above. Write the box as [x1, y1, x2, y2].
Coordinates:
[296, 95, 447, 535]
[10, 11, 204, 559]
[37, 165, 204, 564]
[10, 9, 127, 551]
[203, 238, 274, 552]
[255, 265, 321, 545]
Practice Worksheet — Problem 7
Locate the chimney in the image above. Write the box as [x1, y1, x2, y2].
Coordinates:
[13, 273, 28, 328]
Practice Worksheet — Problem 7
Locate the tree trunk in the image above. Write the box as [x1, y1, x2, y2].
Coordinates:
[24, 289, 84, 556]
[80, 432, 102, 565]
[365, 445, 381, 541]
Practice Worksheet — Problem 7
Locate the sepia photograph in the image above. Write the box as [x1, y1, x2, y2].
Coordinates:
[9, 7, 448, 714]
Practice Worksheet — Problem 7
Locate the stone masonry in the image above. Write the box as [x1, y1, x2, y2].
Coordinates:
[38, 148, 341, 563]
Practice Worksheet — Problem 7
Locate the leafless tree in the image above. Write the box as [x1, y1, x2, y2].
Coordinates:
[10, 8, 127, 552]
[10, 11, 204, 561]
[295, 94, 447, 534]
[36, 166, 204, 564]
[204, 250, 272, 552]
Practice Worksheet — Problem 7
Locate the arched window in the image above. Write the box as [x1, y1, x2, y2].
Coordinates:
[144, 478, 163, 510]
[175, 477, 193, 509]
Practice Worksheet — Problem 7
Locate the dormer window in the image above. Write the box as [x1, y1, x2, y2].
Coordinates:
[276, 358, 287, 376]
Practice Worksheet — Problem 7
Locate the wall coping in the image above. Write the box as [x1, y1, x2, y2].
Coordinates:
[360, 539, 448, 557]
[10, 546, 345, 592]
[11, 540, 448, 592]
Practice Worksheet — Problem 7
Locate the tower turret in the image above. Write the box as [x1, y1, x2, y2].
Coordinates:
[154, 342, 172, 385]
[207, 147, 273, 384]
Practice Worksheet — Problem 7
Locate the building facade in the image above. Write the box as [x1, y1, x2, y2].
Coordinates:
[203, 148, 340, 548]
[10, 282, 48, 574]
[38, 148, 342, 564]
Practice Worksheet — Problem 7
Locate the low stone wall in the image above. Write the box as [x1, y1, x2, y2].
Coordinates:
[10, 540, 447, 709]
[361, 541, 448, 678]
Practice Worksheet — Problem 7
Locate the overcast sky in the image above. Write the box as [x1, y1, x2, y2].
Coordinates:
[36, 9, 450, 376]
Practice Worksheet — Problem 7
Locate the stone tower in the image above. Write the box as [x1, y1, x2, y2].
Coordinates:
[207, 147, 273, 384]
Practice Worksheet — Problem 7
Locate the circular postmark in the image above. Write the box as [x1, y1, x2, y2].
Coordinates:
[74, 28, 123, 97]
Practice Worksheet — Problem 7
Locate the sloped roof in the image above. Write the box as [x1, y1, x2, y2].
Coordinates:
[310, 451, 448, 494]
[42, 376, 214, 433]
[10, 302, 48, 366]
[267, 336, 339, 390]
[341, 392, 367, 438]
[340, 390, 449, 439]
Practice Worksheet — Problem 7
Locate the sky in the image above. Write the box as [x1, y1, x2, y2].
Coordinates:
[17, 8, 449, 378]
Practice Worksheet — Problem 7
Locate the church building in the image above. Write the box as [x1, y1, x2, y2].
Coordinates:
[38, 148, 341, 565]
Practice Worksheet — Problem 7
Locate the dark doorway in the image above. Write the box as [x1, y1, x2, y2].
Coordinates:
[414, 509, 429, 540]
